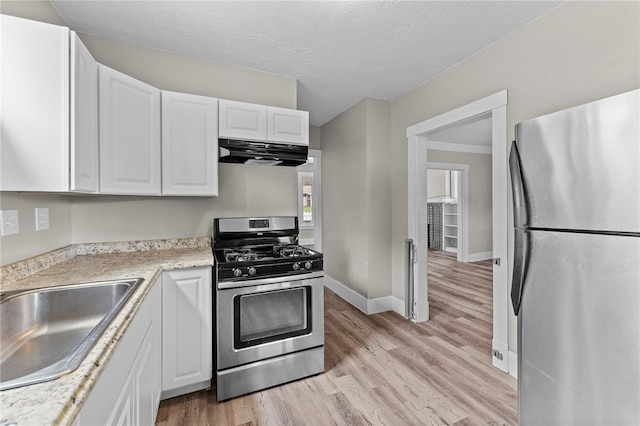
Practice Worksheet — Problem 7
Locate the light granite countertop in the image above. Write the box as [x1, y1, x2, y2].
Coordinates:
[0, 238, 213, 426]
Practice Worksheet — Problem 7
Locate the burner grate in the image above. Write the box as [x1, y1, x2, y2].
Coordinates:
[275, 246, 311, 258]
[223, 248, 262, 262]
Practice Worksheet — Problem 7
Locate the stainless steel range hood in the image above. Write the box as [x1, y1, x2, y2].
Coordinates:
[218, 138, 308, 167]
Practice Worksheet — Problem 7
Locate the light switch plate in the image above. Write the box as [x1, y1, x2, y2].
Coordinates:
[35, 207, 50, 231]
[1, 209, 20, 236]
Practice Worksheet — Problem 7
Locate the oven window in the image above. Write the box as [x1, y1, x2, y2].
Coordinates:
[234, 287, 312, 349]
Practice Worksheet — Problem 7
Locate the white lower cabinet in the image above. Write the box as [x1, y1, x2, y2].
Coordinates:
[74, 266, 212, 424]
[161, 267, 213, 399]
[74, 281, 161, 426]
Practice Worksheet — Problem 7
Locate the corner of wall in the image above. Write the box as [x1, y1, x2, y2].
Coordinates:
[0, 0, 66, 25]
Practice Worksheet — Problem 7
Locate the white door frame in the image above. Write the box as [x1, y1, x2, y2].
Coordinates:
[309, 149, 322, 252]
[406, 90, 509, 373]
[427, 162, 469, 263]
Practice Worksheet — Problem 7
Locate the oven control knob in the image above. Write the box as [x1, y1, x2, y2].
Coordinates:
[292, 262, 301, 271]
[232, 268, 242, 277]
[248, 267, 257, 276]
[304, 261, 313, 270]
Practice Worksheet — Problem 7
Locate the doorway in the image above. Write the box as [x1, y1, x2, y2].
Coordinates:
[427, 164, 468, 263]
[406, 90, 510, 373]
[297, 149, 322, 251]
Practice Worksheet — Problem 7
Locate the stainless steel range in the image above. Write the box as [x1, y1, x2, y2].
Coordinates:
[213, 216, 324, 401]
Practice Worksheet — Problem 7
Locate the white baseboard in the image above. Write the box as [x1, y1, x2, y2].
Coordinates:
[324, 274, 404, 316]
[509, 351, 518, 379]
[492, 339, 509, 373]
[468, 251, 493, 262]
[324, 275, 368, 313]
[367, 296, 392, 314]
[392, 296, 406, 317]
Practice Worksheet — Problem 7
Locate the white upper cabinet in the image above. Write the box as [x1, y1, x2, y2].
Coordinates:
[267, 106, 309, 145]
[99, 64, 161, 195]
[70, 32, 99, 193]
[218, 99, 267, 141]
[161, 91, 219, 196]
[219, 99, 309, 145]
[1, 15, 98, 192]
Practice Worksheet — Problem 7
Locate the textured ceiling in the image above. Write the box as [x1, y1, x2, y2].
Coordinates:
[51, 1, 561, 127]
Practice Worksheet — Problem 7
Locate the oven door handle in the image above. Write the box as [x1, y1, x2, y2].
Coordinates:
[217, 271, 324, 289]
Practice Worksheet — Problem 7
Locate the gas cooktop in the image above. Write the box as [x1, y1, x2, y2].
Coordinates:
[220, 245, 317, 262]
[213, 217, 323, 282]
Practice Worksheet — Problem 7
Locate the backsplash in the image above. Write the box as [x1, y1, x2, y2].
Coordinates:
[0, 237, 211, 287]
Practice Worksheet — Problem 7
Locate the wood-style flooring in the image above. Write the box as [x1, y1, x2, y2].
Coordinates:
[156, 250, 517, 425]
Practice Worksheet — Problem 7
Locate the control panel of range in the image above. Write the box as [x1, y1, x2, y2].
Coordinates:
[219, 258, 323, 281]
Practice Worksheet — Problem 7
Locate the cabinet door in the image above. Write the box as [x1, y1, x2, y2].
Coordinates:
[76, 282, 161, 425]
[106, 371, 135, 426]
[70, 32, 99, 193]
[0, 15, 69, 191]
[161, 91, 219, 196]
[219, 99, 267, 141]
[267, 106, 309, 145]
[162, 268, 212, 397]
[99, 64, 161, 195]
[133, 322, 156, 425]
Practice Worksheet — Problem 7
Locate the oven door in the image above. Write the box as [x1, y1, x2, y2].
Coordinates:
[216, 271, 324, 370]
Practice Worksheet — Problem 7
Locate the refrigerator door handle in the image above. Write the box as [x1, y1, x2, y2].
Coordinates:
[511, 228, 529, 315]
[509, 140, 528, 229]
[510, 140, 530, 315]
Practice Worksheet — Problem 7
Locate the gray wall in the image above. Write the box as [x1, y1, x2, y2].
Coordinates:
[322, 99, 368, 296]
[3, 1, 639, 355]
[389, 1, 640, 353]
[427, 169, 448, 198]
[428, 151, 492, 255]
[0, 0, 300, 265]
[318, 1, 638, 354]
[0, 1, 72, 265]
[321, 98, 391, 299]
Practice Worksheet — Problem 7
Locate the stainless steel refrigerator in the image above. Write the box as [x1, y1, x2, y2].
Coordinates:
[509, 89, 639, 425]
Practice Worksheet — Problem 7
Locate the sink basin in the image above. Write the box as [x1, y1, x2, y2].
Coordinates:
[0, 278, 144, 391]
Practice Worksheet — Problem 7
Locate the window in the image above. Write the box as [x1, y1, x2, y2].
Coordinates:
[298, 171, 314, 228]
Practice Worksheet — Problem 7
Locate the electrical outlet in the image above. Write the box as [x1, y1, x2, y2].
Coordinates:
[1, 209, 20, 236]
[35, 207, 50, 231]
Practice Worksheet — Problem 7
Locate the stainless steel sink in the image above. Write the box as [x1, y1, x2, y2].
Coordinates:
[0, 278, 144, 391]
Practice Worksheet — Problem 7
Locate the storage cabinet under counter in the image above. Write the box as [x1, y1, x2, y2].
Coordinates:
[74, 280, 162, 426]
[161, 267, 213, 399]
[0, 240, 213, 426]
